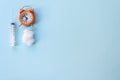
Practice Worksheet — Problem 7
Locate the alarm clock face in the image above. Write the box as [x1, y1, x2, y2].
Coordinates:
[22, 12, 33, 24]
[19, 10, 35, 26]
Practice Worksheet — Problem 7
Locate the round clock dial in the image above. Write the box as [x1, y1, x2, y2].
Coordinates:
[22, 12, 32, 23]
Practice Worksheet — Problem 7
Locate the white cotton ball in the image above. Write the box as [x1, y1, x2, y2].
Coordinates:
[22, 29, 35, 46]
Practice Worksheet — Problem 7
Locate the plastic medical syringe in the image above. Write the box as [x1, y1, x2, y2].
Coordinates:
[10, 23, 15, 47]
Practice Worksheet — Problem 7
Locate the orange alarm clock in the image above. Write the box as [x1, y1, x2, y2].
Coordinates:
[19, 6, 35, 27]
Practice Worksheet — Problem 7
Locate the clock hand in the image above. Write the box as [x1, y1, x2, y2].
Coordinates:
[25, 14, 28, 23]
[23, 14, 27, 23]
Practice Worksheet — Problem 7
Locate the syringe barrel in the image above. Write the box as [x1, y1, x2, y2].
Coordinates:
[10, 23, 15, 47]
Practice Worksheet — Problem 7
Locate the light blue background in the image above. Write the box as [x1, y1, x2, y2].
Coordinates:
[0, 0, 120, 80]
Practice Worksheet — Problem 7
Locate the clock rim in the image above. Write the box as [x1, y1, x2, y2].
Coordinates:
[19, 11, 35, 27]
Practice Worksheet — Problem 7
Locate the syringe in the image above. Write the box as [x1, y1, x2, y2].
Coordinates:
[10, 23, 15, 47]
